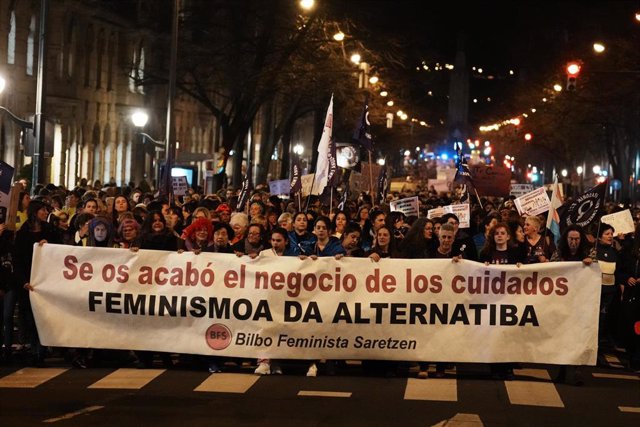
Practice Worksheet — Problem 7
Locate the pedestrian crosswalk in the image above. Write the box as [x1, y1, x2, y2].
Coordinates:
[0, 365, 638, 410]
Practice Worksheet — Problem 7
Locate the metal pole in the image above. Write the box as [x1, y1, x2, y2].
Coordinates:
[31, 0, 48, 195]
[163, 0, 179, 197]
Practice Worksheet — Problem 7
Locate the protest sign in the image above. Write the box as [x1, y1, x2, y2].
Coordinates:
[30, 245, 600, 365]
[390, 196, 419, 217]
[171, 176, 189, 196]
[0, 161, 14, 224]
[427, 204, 471, 228]
[268, 179, 290, 196]
[601, 209, 635, 235]
[469, 164, 511, 196]
[510, 184, 534, 197]
[514, 187, 551, 216]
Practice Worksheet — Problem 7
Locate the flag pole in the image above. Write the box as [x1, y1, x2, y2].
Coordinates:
[330, 186, 334, 215]
[368, 151, 375, 204]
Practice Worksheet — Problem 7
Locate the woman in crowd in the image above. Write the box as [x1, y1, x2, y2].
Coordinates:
[229, 212, 249, 246]
[116, 218, 140, 249]
[479, 222, 524, 380]
[139, 211, 179, 252]
[366, 225, 398, 261]
[331, 210, 349, 239]
[523, 215, 553, 264]
[398, 217, 437, 259]
[15, 200, 60, 366]
[277, 212, 294, 232]
[165, 206, 185, 236]
[232, 223, 265, 257]
[15, 191, 30, 230]
[551, 225, 593, 385]
[593, 223, 620, 353]
[111, 195, 132, 229]
[207, 222, 235, 254]
[181, 217, 215, 253]
[252, 227, 297, 375]
[87, 216, 116, 248]
[289, 212, 315, 255]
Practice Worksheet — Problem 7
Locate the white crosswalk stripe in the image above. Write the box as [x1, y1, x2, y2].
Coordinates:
[0, 368, 68, 388]
[194, 372, 259, 393]
[88, 368, 165, 389]
[505, 369, 564, 408]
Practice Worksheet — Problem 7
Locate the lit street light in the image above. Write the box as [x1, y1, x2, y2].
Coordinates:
[299, 0, 315, 11]
[350, 53, 361, 64]
[553, 84, 563, 92]
[593, 42, 606, 53]
[293, 144, 304, 155]
[333, 31, 345, 41]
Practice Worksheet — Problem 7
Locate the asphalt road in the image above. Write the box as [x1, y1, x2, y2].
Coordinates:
[0, 353, 638, 427]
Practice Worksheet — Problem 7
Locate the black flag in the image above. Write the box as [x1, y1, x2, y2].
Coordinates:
[453, 142, 475, 199]
[337, 186, 349, 211]
[376, 163, 388, 205]
[352, 99, 373, 151]
[290, 156, 302, 196]
[558, 181, 607, 232]
[236, 165, 253, 212]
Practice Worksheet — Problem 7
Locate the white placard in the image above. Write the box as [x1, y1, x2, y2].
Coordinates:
[600, 209, 635, 235]
[514, 187, 551, 216]
[171, 176, 189, 196]
[427, 204, 471, 228]
[269, 179, 291, 196]
[510, 184, 535, 197]
[390, 196, 420, 217]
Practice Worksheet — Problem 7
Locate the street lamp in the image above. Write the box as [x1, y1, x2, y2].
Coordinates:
[593, 42, 606, 53]
[333, 31, 345, 42]
[131, 110, 149, 128]
[293, 144, 304, 155]
[299, 0, 315, 11]
[350, 53, 361, 64]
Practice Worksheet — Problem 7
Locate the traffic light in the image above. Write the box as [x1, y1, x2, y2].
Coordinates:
[566, 62, 581, 91]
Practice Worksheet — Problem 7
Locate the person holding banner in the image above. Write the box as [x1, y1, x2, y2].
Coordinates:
[523, 216, 554, 264]
[479, 222, 524, 380]
[592, 223, 620, 355]
[441, 213, 478, 261]
[550, 225, 593, 385]
[337, 223, 365, 258]
[289, 212, 315, 256]
[15, 200, 61, 367]
[331, 210, 348, 239]
[366, 225, 399, 261]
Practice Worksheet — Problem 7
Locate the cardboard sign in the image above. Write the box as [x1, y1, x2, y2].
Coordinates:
[514, 187, 551, 216]
[301, 174, 315, 197]
[268, 179, 290, 196]
[510, 184, 535, 197]
[171, 176, 189, 196]
[469, 164, 511, 196]
[389, 196, 420, 217]
[427, 203, 471, 228]
[601, 209, 635, 235]
[428, 179, 451, 194]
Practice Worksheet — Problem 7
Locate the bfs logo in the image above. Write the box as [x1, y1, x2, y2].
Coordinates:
[206, 324, 232, 350]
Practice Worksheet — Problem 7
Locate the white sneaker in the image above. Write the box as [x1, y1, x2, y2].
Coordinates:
[306, 363, 317, 377]
[271, 364, 283, 375]
[254, 362, 271, 375]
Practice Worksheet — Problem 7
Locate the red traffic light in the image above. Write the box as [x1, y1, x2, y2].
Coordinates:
[566, 62, 581, 76]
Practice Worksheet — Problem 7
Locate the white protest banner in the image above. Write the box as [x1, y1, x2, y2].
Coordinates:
[601, 209, 635, 235]
[30, 245, 600, 365]
[390, 196, 419, 217]
[268, 179, 290, 196]
[427, 204, 471, 228]
[510, 184, 534, 197]
[171, 176, 189, 196]
[514, 187, 551, 216]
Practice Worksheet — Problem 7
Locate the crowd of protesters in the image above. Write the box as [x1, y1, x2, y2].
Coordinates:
[0, 178, 639, 386]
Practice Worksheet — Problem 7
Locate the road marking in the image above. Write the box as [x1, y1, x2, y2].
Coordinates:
[88, 368, 165, 389]
[592, 373, 640, 381]
[513, 368, 552, 381]
[0, 368, 68, 388]
[194, 373, 259, 393]
[404, 378, 457, 401]
[619, 406, 640, 413]
[298, 391, 352, 398]
[505, 372, 564, 408]
[605, 354, 625, 368]
[432, 413, 484, 426]
[43, 406, 104, 423]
